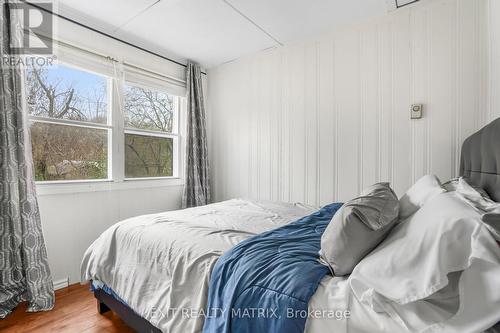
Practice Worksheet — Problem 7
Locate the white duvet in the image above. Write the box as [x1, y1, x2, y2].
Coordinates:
[81, 199, 500, 333]
[81, 199, 315, 333]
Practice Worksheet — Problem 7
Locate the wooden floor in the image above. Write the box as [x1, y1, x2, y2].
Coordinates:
[0, 284, 135, 333]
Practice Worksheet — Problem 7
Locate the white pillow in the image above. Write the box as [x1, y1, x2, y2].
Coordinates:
[454, 177, 499, 211]
[442, 177, 492, 200]
[398, 175, 446, 219]
[450, 178, 500, 241]
[349, 192, 500, 314]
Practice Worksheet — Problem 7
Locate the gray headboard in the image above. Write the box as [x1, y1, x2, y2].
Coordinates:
[460, 117, 500, 202]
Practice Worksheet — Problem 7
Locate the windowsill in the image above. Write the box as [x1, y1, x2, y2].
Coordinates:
[35, 177, 184, 196]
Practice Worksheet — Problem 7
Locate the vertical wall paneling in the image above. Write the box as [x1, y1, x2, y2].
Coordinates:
[288, 45, 306, 203]
[334, 30, 360, 201]
[305, 42, 319, 205]
[208, 0, 494, 203]
[478, 0, 489, 126]
[378, 21, 394, 185]
[391, 11, 412, 196]
[360, 26, 379, 191]
[258, 54, 270, 200]
[318, 40, 336, 205]
[487, 0, 500, 121]
[428, 0, 455, 181]
[280, 51, 291, 202]
[410, 5, 429, 183]
[269, 50, 280, 202]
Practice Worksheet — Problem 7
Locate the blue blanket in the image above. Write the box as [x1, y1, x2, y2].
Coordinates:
[202, 203, 342, 333]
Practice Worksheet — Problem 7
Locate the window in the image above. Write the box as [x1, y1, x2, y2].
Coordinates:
[27, 64, 110, 181]
[123, 84, 179, 178]
[27, 57, 183, 186]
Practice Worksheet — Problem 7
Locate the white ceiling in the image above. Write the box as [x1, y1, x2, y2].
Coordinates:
[55, 0, 388, 69]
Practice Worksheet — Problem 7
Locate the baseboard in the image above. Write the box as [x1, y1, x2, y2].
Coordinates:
[53, 277, 69, 290]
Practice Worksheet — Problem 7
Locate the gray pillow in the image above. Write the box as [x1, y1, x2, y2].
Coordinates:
[320, 182, 399, 276]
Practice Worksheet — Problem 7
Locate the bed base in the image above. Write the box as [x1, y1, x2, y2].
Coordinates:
[94, 288, 162, 333]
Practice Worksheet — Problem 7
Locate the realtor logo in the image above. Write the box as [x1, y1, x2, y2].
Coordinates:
[6, 1, 53, 54]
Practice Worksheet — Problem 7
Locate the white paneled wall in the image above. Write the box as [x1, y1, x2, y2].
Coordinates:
[488, 0, 500, 121]
[39, 186, 182, 285]
[208, 0, 499, 205]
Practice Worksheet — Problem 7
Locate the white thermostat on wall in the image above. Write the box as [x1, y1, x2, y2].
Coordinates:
[410, 104, 423, 119]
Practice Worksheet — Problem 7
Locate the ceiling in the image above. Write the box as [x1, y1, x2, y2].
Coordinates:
[55, 0, 389, 69]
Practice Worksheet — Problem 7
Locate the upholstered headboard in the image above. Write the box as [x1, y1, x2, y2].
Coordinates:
[460, 117, 500, 202]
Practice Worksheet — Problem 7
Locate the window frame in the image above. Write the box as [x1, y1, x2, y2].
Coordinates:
[30, 51, 185, 195]
[28, 62, 113, 184]
[122, 81, 180, 180]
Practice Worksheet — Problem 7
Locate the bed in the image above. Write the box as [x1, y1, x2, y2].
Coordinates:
[82, 200, 317, 333]
[81, 117, 500, 333]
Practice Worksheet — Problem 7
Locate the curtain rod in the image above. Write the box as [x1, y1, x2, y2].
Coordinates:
[22, 1, 207, 76]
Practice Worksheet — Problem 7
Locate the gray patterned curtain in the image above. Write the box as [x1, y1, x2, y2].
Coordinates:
[182, 61, 210, 208]
[0, 1, 54, 318]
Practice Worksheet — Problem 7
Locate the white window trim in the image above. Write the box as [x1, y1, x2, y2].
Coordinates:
[29, 115, 112, 131]
[35, 178, 185, 196]
[32, 47, 186, 196]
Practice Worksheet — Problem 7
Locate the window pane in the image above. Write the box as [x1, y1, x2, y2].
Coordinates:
[124, 85, 174, 133]
[31, 122, 108, 181]
[26, 64, 108, 124]
[125, 134, 173, 178]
